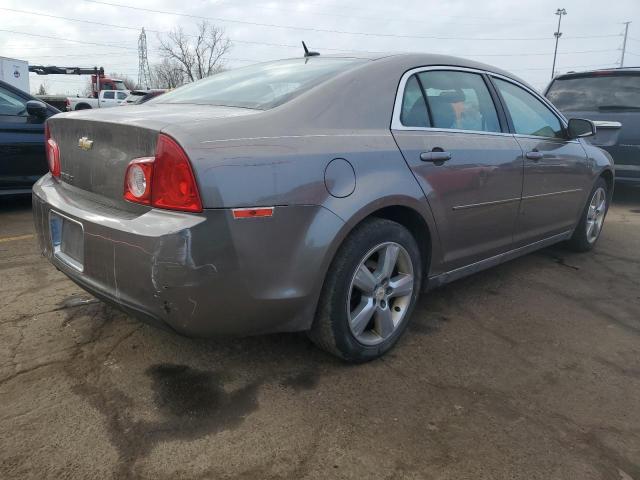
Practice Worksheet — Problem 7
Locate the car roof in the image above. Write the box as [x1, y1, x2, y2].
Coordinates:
[553, 66, 640, 80]
[277, 52, 533, 91]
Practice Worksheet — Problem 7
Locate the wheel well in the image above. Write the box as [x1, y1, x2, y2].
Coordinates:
[600, 169, 614, 194]
[368, 205, 431, 274]
[75, 103, 91, 110]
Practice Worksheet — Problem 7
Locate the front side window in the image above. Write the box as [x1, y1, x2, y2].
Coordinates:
[0, 87, 27, 116]
[494, 78, 563, 138]
[418, 71, 501, 133]
[151, 57, 368, 110]
[117, 92, 128, 100]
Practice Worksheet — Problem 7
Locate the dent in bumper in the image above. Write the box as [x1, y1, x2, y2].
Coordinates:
[32, 175, 344, 336]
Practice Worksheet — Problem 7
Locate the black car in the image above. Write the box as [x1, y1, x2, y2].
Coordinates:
[0, 80, 59, 195]
[546, 68, 640, 184]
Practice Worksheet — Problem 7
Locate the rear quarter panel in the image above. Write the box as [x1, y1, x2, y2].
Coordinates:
[180, 129, 444, 278]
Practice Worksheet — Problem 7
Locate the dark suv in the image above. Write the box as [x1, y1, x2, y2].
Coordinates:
[546, 68, 640, 184]
[0, 80, 59, 195]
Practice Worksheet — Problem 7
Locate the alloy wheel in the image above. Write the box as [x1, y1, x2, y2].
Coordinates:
[347, 242, 415, 345]
[586, 187, 607, 243]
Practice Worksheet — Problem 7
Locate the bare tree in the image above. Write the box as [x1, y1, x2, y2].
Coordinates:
[151, 58, 185, 89]
[109, 73, 138, 91]
[158, 21, 231, 83]
[36, 83, 48, 95]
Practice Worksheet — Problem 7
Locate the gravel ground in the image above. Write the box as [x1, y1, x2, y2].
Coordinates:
[0, 186, 639, 480]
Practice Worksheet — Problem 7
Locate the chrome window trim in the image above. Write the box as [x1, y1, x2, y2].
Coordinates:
[391, 65, 508, 136]
[391, 65, 577, 143]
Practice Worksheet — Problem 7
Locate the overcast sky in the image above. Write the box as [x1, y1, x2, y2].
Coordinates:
[1, 0, 639, 95]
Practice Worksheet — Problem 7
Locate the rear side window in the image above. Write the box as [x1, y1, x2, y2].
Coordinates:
[102, 91, 115, 100]
[494, 78, 563, 139]
[419, 71, 500, 133]
[400, 75, 429, 127]
[546, 73, 640, 111]
[400, 70, 501, 133]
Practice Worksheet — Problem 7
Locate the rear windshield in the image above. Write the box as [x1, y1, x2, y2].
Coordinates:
[546, 72, 640, 111]
[150, 57, 368, 110]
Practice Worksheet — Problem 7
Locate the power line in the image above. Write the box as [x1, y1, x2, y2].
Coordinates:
[0, 7, 380, 53]
[215, 0, 552, 27]
[0, 6, 624, 62]
[0, 29, 138, 50]
[473, 48, 617, 57]
[82, 0, 622, 42]
[514, 62, 616, 71]
[273, 0, 593, 25]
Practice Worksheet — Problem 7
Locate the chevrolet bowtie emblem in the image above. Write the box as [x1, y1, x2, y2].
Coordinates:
[78, 136, 93, 151]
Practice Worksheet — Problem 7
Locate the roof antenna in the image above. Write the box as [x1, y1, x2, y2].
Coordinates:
[302, 41, 320, 57]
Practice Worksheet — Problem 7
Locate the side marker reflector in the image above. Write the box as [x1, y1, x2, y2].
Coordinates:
[232, 207, 274, 219]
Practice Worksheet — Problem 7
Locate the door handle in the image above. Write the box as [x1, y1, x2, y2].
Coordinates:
[420, 151, 452, 163]
[525, 151, 544, 161]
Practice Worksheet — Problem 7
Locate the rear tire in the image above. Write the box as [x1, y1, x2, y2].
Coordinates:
[567, 177, 609, 252]
[308, 218, 422, 362]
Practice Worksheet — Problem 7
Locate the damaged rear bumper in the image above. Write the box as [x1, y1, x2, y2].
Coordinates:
[32, 175, 344, 336]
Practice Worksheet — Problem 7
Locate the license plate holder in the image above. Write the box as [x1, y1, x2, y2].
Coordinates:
[49, 211, 84, 272]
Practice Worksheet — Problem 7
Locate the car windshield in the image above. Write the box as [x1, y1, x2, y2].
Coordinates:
[547, 72, 640, 111]
[149, 57, 368, 109]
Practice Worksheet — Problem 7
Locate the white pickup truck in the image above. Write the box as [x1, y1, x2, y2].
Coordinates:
[66, 90, 129, 111]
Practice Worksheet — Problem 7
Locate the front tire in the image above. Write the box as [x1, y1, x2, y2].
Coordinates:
[308, 218, 422, 362]
[567, 177, 609, 252]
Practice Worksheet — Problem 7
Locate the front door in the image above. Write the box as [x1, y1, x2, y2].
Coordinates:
[392, 69, 524, 271]
[491, 77, 591, 246]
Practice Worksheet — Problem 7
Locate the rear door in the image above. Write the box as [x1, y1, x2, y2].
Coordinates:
[0, 83, 48, 191]
[491, 76, 591, 246]
[391, 68, 524, 271]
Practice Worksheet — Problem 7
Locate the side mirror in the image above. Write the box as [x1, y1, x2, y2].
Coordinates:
[567, 118, 596, 139]
[26, 100, 48, 118]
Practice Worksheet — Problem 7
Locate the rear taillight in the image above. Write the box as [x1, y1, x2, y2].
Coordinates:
[65, 98, 70, 111]
[123, 134, 202, 213]
[44, 123, 60, 177]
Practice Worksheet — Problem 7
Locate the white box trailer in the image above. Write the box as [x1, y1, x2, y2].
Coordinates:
[0, 56, 29, 92]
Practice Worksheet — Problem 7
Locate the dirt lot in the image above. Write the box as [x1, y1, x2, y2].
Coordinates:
[0, 187, 639, 480]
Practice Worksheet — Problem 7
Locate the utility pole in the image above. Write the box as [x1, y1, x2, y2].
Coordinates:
[621, 21, 631, 67]
[552, 8, 567, 79]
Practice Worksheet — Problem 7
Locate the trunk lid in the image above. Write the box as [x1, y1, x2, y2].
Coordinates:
[47, 104, 260, 209]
